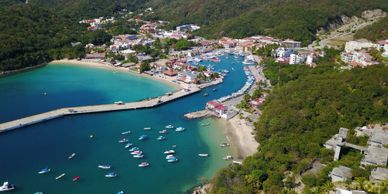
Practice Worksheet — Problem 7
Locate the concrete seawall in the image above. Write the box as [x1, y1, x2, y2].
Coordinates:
[0, 86, 201, 133]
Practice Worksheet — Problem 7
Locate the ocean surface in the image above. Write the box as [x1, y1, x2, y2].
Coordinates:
[0, 55, 247, 194]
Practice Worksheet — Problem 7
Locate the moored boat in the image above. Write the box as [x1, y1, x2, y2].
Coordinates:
[68, 153, 76, 160]
[121, 130, 131, 135]
[38, 167, 51, 174]
[159, 129, 168, 134]
[118, 138, 128, 143]
[98, 164, 111, 169]
[124, 143, 133, 148]
[175, 127, 185, 132]
[163, 150, 175, 154]
[130, 150, 143, 155]
[73, 176, 80, 182]
[55, 173, 66, 180]
[157, 136, 166, 141]
[138, 162, 149, 168]
[117, 191, 124, 194]
[133, 154, 144, 158]
[129, 147, 139, 152]
[0, 182, 15, 192]
[143, 127, 151, 130]
[167, 157, 179, 163]
[219, 143, 230, 147]
[198, 153, 209, 157]
[105, 172, 117, 178]
[138, 135, 148, 141]
[223, 155, 233, 160]
[165, 125, 174, 129]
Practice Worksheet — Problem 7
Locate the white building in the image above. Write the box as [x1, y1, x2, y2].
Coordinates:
[329, 166, 353, 182]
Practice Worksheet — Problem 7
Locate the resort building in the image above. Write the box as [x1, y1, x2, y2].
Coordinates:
[178, 71, 198, 84]
[282, 39, 301, 48]
[219, 37, 237, 48]
[206, 100, 227, 117]
[329, 166, 353, 182]
[370, 167, 388, 182]
[85, 53, 106, 60]
[163, 69, 178, 77]
[344, 39, 377, 52]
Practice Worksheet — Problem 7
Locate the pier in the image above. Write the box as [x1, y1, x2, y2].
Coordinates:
[0, 86, 201, 133]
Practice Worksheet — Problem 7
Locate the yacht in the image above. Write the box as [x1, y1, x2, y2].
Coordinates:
[138, 135, 148, 141]
[118, 138, 129, 143]
[165, 125, 174, 129]
[124, 143, 133, 148]
[55, 173, 66, 180]
[138, 162, 150, 168]
[198, 153, 209, 157]
[175, 127, 185, 132]
[68, 153, 76, 160]
[0, 182, 15, 192]
[105, 172, 117, 178]
[129, 147, 139, 152]
[163, 150, 175, 155]
[98, 165, 111, 169]
[38, 167, 51, 174]
[157, 136, 166, 141]
[121, 130, 131, 135]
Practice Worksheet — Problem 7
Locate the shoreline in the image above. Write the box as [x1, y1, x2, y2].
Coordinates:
[49, 59, 182, 90]
[222, 117, 259, 160]
[0, 63, 47, 78]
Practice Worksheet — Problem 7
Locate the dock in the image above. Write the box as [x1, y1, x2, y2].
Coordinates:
[184, 110, 212, 119]
[0, 86, 201, 133]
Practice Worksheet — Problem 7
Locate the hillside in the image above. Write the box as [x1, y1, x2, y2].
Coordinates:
[211, 62, 388, 193]
[355, 16, 388, 41]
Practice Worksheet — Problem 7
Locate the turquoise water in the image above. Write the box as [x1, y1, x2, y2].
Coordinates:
[0, 55, 247, 194]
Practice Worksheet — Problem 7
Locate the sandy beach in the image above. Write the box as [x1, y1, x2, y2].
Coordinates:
[50, 59, 182, 90]
[222, 117, 259, 160]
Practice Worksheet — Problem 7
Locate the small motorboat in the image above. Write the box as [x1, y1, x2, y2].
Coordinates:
[117, 191, 124, 194]
[118, 138, 128, 143]
[105, 172, 117, 178]
[98, 164, 111, 169]
[73, 176, 80, 182]
[130, 150, 143, 155]
[138, 162, 149, 168]
[34, 192, 43, 194]
[219, 143, 230, 147]
[165, 125, 174, 129]
[89, 134, 94, 139]
[201, 123, 210, 126]
[38, 167, 51, 174]
[138, 135, 148, 141]
[143, 127, 152, 130]
[157, 136, 166, 141]
[212, 88, 217, 92]
[165, 155, 175, 160]
[203, 93, 209, 97]
[121, 130, 131, 135]
[159, 129, 168, 134]
[55, 173, 66, 180]
[167, 157, 179, 163]
[124, 143, 133, 148]
[0, 182, 15, 192]
[68, 153, 76, 160]
[175, 127, 185, 132]
[198, 153, 209, 157]
[133, 154, 144, 158]
[129, 147, 139, 152]
[163, 150, 175, 155]
[223, 155, 233, 160]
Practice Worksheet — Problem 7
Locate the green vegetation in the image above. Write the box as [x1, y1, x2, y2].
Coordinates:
[139, 61, 151, 73]
[355, 16, 388, 41]
[212, 61, 388, 193]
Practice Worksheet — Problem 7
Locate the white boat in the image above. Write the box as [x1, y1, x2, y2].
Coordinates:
[165, 125, 174, 129]
[143, 127, 152, 130]
[159, 129, 168, 134]
[117, 191, 124, 194]
[125, 143, 133, 148]
[223, 155, 233, 160]
[68, 153, 76, 160]
[129, 147, 139, 152]
[131, 150, 143, 155]
[98, 165, 111, 169]
[219, 143, 230, 147]
[121, 130, 131, 135]
[138, 135, 148, 141]
[201, 123, 210, 126]
[242, 55, 256, 65]
[118, 138, 128, 143]
[55, 173, 66, 180]
[157, 136, 166, 141]
[105, 172, 117, 178]
[163, 150, 175, 154]
[38, 167, 51, 174]
[167, 157, 179, 163]
[165, 154, 175, 160]
[138, 162, 149, 168]
[0, 182, 15, 192]
[133, 154, 144, 158]
[175, 127, 185, 132]
[198, 153, 209, 157]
